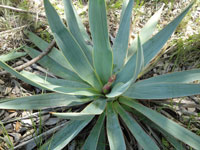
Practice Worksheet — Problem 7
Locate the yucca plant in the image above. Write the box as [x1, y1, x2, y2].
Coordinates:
[0, 0, 200, 149]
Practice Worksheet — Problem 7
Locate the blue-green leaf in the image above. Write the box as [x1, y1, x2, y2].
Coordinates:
[114, 102, 159, 150]
[120, 98, 200, 150]
[20, 71, 99, 96]
[120, 0, 130, 23]
[89, 0, 113, 84]
[40, 119, 92, 150]
[128, 4, 164, 58]
[44, 0, 102, 90]
[0, 51, 26, 62]
[24, 46, 81, 81]
[82, 111, 106, 150]
[113, 0, 134, 72]
[0, 93, 90, 110]
[70, 1, 91, 43]
[124, 82, 200, 99]
[52, 99, 106, 120]
[126, 107, 186, 150]
[24, 31, 73, 71]
[143, 2, 193, 66]
[107, 36, 143, 98]
[117, 2, 193, 83]
[0, 61, 98, 96]
[97, 124, 106, 150]
[106, 102, 126, 150]
[135, 69, 200, 85]
[148, 122, 185, 150]
[40, 100, 100, 149]
[63, 0, 93, 64]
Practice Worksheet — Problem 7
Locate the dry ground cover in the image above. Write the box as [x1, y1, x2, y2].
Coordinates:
[0, 0, 200, 149]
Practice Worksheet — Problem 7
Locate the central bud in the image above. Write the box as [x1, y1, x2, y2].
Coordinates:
[102, 74, 116, 94]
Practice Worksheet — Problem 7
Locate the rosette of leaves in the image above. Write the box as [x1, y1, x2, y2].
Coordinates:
[0, 0, 200, 149]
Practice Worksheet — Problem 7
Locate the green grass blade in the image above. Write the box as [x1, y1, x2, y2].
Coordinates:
[52, 99, 106, 120]
[63, 0, 93, 64]
[106, 102, 126, 150]
[40, 100, 101, 149]
[128, 4, 164, 58]
[113, 0, 134, 72]
[114, 102, 159, 150]
[89, 0, 113, 84]
[0, 93, 90, 110]
[20, 71, 99, 96]
[44, 0, 102, 90]
[82, 111, 106, 150]
[124, 82, 200, 99]
[135, 69, 200, 85]
[117, 2, 193, 83]
[24, 46, 82, 81]
[24, 31, 73, 71]
[107, 36, 143, 98]
[120, 98, 200, 150]
[0, 51, 26, 62]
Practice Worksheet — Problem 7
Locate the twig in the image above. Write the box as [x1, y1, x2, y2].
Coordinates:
[22, 58, 57, 78]
[0, 4, 46, 18]
[0, 25, 29, 35]
[0, 40, 56, 76]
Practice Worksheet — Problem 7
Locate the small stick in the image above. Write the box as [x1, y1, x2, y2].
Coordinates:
[0, 40, 56, 76]
[0, 4, 46, 18]
[0, 25, 29, 35]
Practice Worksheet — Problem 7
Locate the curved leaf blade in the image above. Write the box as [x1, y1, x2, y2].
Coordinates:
[106, 102, 126, 150]
[113, 0, 134, 72]
[82, 111, 106, 150]
[0, 93, 90, 110]
[70, 1, 91, 43]
[120, 98, 200, 150]
[40, 119, 92, 150]
[126, 107, 186, 150]
[20, 71, 99, 96]
[89, 0, 113, 84]
[63, 0, 93, 64]
[107, 36, 143, 98]
[128, 4, 164, 58]
[52, 99, 106, 120]
[135, 69, 200, 85]
[117, 2, 193, 83]
[24, 31, 73, 71]
[147, 122, 185, 150]
[0, 61, 98, 96]
[0, 51, 26, 62]
[40, 100, 101, 149]
[120, 0, 130, 23]
[44, 0, 102, 90]
[114, 102, 159, 150]
[124, 82, 200, 99]
[24, 46, 81, 81]
[143, 2, 193, 66]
